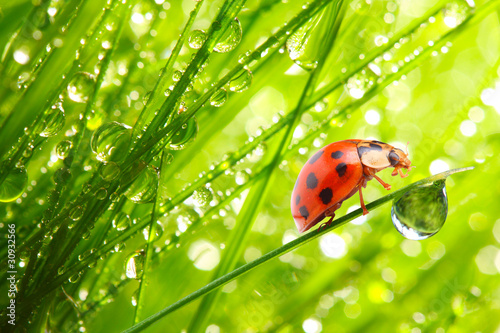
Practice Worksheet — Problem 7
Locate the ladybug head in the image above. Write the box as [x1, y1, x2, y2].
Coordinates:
[388, 146, 412, 178]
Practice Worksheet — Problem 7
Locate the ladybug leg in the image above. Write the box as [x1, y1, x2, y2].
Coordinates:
[358, 186, 369, 215]
[318, 216, 334, 232]
[373, 175, 391, 190]
[398, 168, 409, 178]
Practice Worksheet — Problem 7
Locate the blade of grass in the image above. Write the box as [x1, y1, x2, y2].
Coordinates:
[122, 167, 473, 333]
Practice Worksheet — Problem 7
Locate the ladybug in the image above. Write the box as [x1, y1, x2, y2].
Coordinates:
[291, 140, 412, 233]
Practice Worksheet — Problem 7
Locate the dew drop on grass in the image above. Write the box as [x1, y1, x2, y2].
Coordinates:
[0, 166, 28, 202]
[56, 140, 73, 159]
[391, 180, 448, 240]
[235, 170, 250, 185]
[188, 29, 206, 49]
[192, 186, 214, 207]
[68, 272, 81, 283]
[67, 72, 95, 103]
[95, 187, 107, 200]
[124, 164, 158, 203]
[172, 70, 183, 82]
[210, 88, 227, 107]
[69, 205, 84, 221]
[91, 122, 131, 163]
[40, 103, 65, 137]
[113, 212, 131, 231]
[169, 116, 198, 150]
[99, 162, 120, 181]
[125, 251, 145, 279]
[213, 18, 242, 53]
[143, 220, 164, 241]
[442, 0, 473, 28]
[229, 68, 252, 92]
[53, 168, 71, 184]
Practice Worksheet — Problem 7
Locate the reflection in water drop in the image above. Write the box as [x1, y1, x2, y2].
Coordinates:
[40, 103, 65, 137]
[189, 30, 207, 49]
[169, 116, 198, 150]
[67, 72, 95, 103]
[0, 167, 28, 202]
[125, 251, 145, 279]
[213, 18, 242, 53]
[391, 180, 448, 240]
[91, 122, 131, 163]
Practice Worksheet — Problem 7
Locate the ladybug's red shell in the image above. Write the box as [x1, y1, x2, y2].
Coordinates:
[291, 141, 363, 233]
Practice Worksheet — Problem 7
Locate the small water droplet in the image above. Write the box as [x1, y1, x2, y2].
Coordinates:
[391, 180, 448, 240]
[213, 18, 242, 53]
[229, 68, 252, 93]
[235, 170, 249, 185]
[95, 187, 107, 200]
[0, 166, 28, 202]
[56, 140, 73, 159]
[53, 168, 71, 184]
[443, 0, 472, 28]
[67, 72, 95, 103]
[169, 117, 198, 150]
[192, 186, 214, 207]
[69, 206, 84, 221]
[68, 272, 81, 283]
[172, 70, 183, 82]
[113, 212, 131, 231]
[188, 29, 207, 49]
[143, 221, 164, 241]
[99, 162, 120, 181]
[91, 122, 131, 163]
[124, 164, 158, 203]
[40, 103, 65, 137]
[210, 88, 227, 107]
[125, 251, 145, 279]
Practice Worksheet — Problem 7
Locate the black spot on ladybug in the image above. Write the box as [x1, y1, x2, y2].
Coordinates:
[295, 195, 301, 205]
[299, 206, 309, 220]
[389, 151, 400, 166]
[369, 143, 383, 150]
[331, 151, 344, 159]
[371, 140, 385, 144]
[306, 172, 318, 189]
[336, 163, 347, 177]
[309, 150, 324, 164]
[319, 188, 333, 204]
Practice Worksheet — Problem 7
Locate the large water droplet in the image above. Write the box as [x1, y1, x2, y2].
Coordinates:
[91, 122, 131, 163]
[143, 220, 164, 241]
[40, 103, 65, 137]
[125, 251, 145, 279]
[0, 166, 28, 202]
[124, 164, 158, 203]
[192, 186, 214, 207]
[229, 68, 252, 93]
[169, 116, 198, 150]
[67, 72, 95, 103]
[391, 180, 448, 240]
[210, 88, 227, 107]
[285, 4, 339, 70]
[213, 18, 242, 53]
[189, 30, 207, 49]
[113, 212, 131, 231]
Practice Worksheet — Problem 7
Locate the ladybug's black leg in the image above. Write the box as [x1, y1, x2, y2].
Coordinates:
[358, 187, 369, 215]
[373, 175, 391, 190]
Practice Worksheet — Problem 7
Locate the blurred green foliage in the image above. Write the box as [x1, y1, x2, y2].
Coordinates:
[1, 0, 500, 332]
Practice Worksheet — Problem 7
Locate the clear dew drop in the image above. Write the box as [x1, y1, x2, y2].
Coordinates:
[210, 88, 227, 107]
[143, 221, 164, 241]
[391, 180, 448, 240]
[188, 29, 207, 49]
[67, 71, 95, 103]
[169, 116, 198, 150]
[192, 186, 214, 208]
[113, 212, 131, 231]
[235, 170, 249, 185]
[99, 162, 121, 181]
[40, 103, 65, 137]
[56, 140, 73, 159]
[91, 122, 131, 163]
[0, 166, 28, 202]
[125, 251, 145, 279]
[229, 68, 252, 93]
[442, 0, 473, 28]
[213, 18, 242, 53]
[69, 205, 84, 221]
[124, 164, 158, 203]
